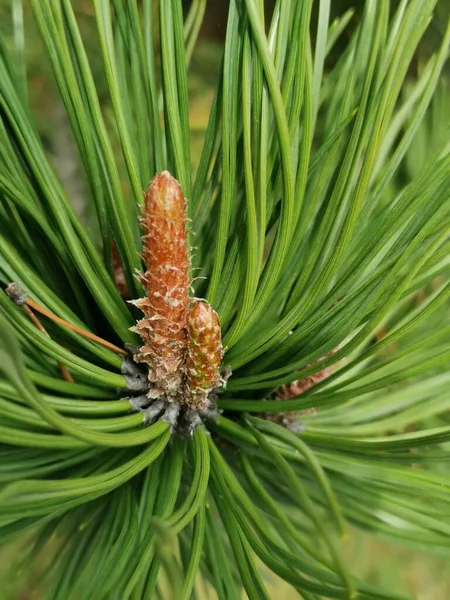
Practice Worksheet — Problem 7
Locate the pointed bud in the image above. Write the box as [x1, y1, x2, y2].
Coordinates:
[131, 171, 190, 400]
[186, 300, 223, 410]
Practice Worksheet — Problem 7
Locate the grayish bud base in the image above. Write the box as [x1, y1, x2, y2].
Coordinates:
[120, 355, 149, 393]
[122, 351, 223, 437]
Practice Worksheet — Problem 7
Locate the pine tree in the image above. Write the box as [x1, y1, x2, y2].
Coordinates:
[0, 1, 450, 598]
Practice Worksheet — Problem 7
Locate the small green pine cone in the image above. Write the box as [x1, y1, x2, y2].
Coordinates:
[186, 300, 223, 410]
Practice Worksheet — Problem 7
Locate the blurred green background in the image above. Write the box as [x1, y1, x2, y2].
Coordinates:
[0, 1, 449, 598]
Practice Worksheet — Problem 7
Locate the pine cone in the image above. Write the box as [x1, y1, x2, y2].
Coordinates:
[131, 171, 190, 400]
[186, 300, 223, 410]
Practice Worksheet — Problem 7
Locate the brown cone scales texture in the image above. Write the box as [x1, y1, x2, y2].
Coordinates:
[186, 301, 223, 410]
[131, 172, 190, 401]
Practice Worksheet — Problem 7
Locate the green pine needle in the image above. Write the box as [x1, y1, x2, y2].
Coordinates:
[0, 1, 450, 599]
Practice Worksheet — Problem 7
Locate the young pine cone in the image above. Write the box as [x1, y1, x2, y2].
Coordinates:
[186, 300, 223, 410]
[131, 171, 190, 401]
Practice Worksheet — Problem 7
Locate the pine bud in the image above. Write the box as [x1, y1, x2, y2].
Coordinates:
[131, 171, 189, 400]
[261, 348, 339, 431]
[186, 300, 223, 410]
[276, 348, 338, 400]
